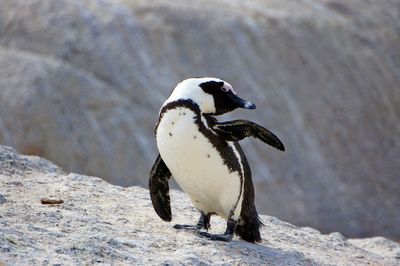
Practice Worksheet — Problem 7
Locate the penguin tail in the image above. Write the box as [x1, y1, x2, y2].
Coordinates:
[235, 205, 263, 243]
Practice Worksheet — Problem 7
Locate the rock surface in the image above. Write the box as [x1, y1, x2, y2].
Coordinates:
[0, 0, 399, 238]
[0, 145, 399, 265]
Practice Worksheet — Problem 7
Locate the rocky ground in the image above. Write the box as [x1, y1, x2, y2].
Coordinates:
[1, 0, 399, 239]
[0, 145, 399, 265]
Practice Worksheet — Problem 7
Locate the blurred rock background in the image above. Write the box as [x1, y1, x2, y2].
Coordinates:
[0, 0, 399, 239]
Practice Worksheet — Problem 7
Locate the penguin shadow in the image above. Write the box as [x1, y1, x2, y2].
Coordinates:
[221, 239, 311, 263]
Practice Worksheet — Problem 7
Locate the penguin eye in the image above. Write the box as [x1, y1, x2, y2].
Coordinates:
[220, 86, 228, 92]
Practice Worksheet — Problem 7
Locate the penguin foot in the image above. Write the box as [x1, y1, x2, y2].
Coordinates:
[173, 224, 202, 231]
[197, 212, 211, 230]
[198, 218, 236, 242]
[197, 231, 233, 242]
[173, 212, 211, 231]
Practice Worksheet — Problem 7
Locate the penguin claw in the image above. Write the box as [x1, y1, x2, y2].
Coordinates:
[197, 231, 233, 242]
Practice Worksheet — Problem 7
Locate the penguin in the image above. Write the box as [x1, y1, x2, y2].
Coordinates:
[149, 77, 285, 243]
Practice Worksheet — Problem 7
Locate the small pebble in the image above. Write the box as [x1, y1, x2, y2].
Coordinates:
[41, 198, 64, 205]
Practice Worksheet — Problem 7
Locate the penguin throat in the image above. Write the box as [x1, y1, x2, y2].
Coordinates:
[155, 99, 201, 135]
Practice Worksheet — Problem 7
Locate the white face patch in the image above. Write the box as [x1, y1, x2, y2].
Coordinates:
[221, 82, 237, 95]
[164, 78, 215, 113]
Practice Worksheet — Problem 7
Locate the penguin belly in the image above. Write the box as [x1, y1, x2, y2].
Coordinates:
[157, 108, 243, 220]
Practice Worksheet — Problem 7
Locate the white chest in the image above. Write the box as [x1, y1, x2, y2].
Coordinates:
[156, 108, 243, 219]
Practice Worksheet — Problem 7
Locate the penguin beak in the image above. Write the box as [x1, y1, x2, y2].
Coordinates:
[227, 91, 256, 110]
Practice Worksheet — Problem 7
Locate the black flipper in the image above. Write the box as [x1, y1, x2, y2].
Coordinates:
[212, 119, 285, 151]
[234, 142, 263, 243]
[149, 154, 172, 222]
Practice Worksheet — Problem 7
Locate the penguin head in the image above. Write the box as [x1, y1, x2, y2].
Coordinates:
[166, 77, 256, 115]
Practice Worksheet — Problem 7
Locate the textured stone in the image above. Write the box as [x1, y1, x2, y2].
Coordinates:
[0, 0, 399, 238]
[0, 194, 6, 205]
[0, 145, 399, 265]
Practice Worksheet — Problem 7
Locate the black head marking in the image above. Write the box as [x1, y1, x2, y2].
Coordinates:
[199, 81, 234, 115]
[199, 80, 256, 115]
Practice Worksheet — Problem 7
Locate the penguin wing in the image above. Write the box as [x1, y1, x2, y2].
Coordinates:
[149, 154, 172, 222]
[212, 119, 285, 151]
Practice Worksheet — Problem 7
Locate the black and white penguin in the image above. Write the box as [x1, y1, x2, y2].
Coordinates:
[149, 77, 285, 243]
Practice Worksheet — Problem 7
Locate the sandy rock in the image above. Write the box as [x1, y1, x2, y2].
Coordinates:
[0, 0, 399, 238]
[0, 145, 62, 176]
[0, 145, 399, 265]
[349, 237, 400, 260]
[0, 48, 151, 185]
